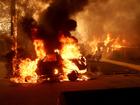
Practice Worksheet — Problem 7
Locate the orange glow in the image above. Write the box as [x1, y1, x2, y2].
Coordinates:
[111, 37, 123, 50]
[11, 34, 88, 83]
[54, 68, 59, 75]
[78, 75, 89, 81]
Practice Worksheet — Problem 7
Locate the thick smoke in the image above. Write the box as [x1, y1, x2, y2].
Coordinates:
[20, 0, 89, 54]
[39, 0, 89, 37]
[75, 0, 140, 46]
[38, 0, 89, 53]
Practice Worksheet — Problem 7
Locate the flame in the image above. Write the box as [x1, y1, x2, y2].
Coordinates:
[11, 58, 39, 83]
[103, 33, 123, 50]
[104, 34, 112, 46]
[86, 33, 125, 58]
[111, 37, 123, 50]
[11, 35, 88, 83]
[11, 32, 124, 83]
[33, 39, 46, 59]
[11, 39, 46, 83]
[88, 39, 99, 55]
[60, 35, 87, 80]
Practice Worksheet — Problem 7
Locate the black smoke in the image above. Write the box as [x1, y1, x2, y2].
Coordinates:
[20, 0, 89, 54]
[39, 0, 89, 37]
[29, 0, 88, 53]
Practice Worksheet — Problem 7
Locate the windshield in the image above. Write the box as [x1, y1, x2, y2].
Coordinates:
[0, 1, 140, 105]
[0, 0, 140, 80]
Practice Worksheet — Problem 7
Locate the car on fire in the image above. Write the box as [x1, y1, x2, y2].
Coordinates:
[37, 52, 87, 82]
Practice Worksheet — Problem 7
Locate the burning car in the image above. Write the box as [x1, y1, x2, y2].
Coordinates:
[11, 18, 88, 83]
[37, 52, 87, 82]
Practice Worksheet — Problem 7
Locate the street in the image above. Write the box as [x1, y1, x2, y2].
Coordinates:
[0, 59, 140, 105]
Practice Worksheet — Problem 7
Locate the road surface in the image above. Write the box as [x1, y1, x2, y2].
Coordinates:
[0, 59, 140, 105]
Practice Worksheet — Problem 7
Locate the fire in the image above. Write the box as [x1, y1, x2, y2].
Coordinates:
[60, 35, 87, 80]
[111, 37, 123, 49]
[88, 39, 99, 55]
[103, 33, 122, 49]
[11, 35, 88, 83]
[104, 34, 112, 46]
[60, 41, 81, 59]
[11, 31, 126, 83]
[33, 39, 46, 59]
[86, 33, 125, 57]
[11, 39, 46, 83]
[14, 58, 38, 83]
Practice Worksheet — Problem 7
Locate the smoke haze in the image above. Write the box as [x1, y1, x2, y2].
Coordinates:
[75, 0, 140, 46]
[39, 0, 89, 36]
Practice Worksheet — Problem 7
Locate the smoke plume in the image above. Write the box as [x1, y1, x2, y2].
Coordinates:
[20, 0, 89, 54]
[39, 0, 89, 37]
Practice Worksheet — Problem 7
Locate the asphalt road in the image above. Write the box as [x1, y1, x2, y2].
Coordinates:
[0, 60, 140, 105]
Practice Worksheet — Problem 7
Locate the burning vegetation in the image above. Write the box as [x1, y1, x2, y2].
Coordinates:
[86, 33, 127, 58]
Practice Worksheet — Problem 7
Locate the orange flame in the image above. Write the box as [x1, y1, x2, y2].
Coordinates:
[60, 35, 87, 80]
[105, 34, 123, 50]
[33, 39, 46, 59]
[11, 34, 88, 83]
[104, 34, 112, 46]
[11, 39, 46, 83]
[11, 58, 39, 83]
[87, 33, 124, 57]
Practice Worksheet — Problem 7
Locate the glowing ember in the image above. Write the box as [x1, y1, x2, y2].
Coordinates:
[54, 68, 59, 75]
